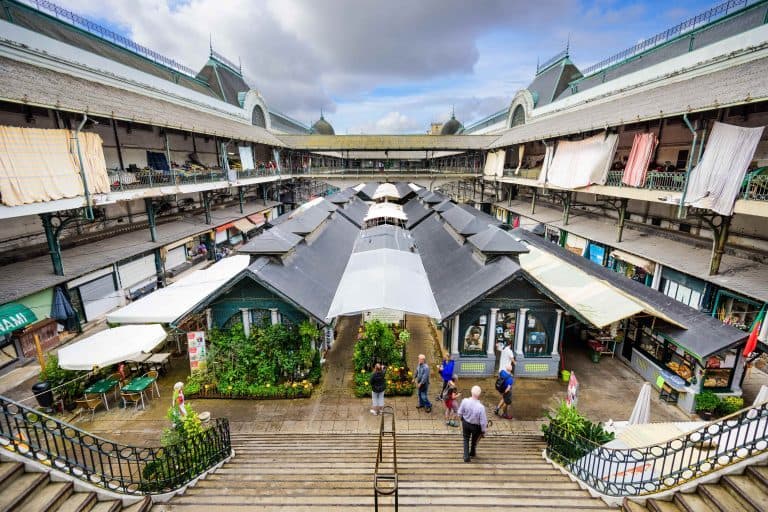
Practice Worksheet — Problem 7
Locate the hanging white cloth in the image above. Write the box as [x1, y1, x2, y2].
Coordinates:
[238, 145, 255, 170]
[545, 132, 619, 188]
[515, 144, 525, 175]
[495, 150, 506, 177]
[483, 151, 497, 177]
[685, 121, 764, 216]
[537, 143, 555, 184]
[628, 382, 652, 425]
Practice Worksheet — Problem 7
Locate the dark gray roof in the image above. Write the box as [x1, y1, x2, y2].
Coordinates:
[413, 215, 521, 320]
[336, 197, 370, 228]
[433, 199, 455, 213]
[326, 188, 357, 204]
[468, 226, 530, 254]
[238, 227, 301, 255]
[357, 182, 380, 201]
[402, 198, 433, 229]
[416, 188, 431, 198]
[528, 58, 582, 108]
[280, 204, 333, 235]
[394, 182, 415, 200]
[353, 225, 415, 253]
[248, 214, 358, 321]
[439, 204, 495, 236]
[422, 191, 447, 204]
[514, 229, 748, 359]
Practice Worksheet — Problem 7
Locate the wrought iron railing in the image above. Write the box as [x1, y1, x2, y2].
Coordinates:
[599, 170, 687, 192]
[24, 0, 198, 76]
[374, 405, 398, 512]
[108, 168, 230, 192]
[580, 0, 757, 76]
[503, 167, 541, 180]
[298, 167, 478, 176]
[741, 173, 768, 201]
[0, 394, 231, 494]
[544, 400, 768, 497]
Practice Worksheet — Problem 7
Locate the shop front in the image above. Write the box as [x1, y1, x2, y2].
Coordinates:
[0, 302, 38, 369]
[608, 249, 655, 286]
[563, 233, 588, 257]
[711, 289, 765, 332]
[659, 267, 709, 311]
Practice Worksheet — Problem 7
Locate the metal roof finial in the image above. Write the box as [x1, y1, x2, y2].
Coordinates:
[566, 33, 571, 56]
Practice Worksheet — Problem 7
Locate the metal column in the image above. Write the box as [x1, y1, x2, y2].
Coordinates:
[145, 198, 158, 242]
[202, 192, 212, 225]
[616, 198, 628, 243]
[238, 186, 245, 214]
[40, 213, 64, 276]
[709, 216, 731, 276]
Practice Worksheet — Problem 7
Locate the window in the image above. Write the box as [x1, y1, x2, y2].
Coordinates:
[249, 309, 270, 327]
[524, 312, 548, 358]
[252, 105, 266, 128]
[662, 279, 702, 309]
[494, 311, 517, 348]
[510, 105, 525, 128]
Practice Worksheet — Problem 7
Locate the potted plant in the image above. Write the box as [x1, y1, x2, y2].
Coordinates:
[695, 391, 721, 420]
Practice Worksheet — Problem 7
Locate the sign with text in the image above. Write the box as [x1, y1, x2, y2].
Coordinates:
[187, 331, 207, 373]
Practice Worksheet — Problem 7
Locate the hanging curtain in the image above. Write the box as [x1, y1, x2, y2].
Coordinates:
[495, 150, 506, 177]
[483, 151, 497, 177]
[686, 121, 764, 216]
[545, 132, 619, 189]
[238, 146, 255, 170]
[515, 144, 525, 175]
[622, 132, 658, 187]
[0, 126, 84, 206]
[74, 132, 110, 194]
[537, 143, 554, 184]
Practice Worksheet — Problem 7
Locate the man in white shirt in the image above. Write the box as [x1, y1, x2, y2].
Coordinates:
[499, 341, 515, 373]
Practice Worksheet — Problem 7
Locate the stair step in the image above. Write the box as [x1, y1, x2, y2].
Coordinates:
[698, 483, 745, 511]
[673, 492, 716, 512]
[183, 487, 590, 498]
[721, 474, 768, 511]
[745, 465, 768, 493]
[56, 492, 98, 512]
[0, 471, 48, 511]
[621, 498, 648, 512]
[0, 462, 24, 487]
[123, 496, 152, 512]
[167, 495, 608, 507]
[16, 480, 73, 511]
[89, 499, 122, 512]
[156, 506, 608, 512]
[645, 498, 681, 512]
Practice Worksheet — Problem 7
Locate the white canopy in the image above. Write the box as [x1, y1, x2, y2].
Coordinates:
[372, 183, 400, 200]
[327, 248, 440, 320]
[364, 202, 408, 223]
[106, 255, 249, 324]
[408, 183, 422, 192]
[58, 324, 167, 370]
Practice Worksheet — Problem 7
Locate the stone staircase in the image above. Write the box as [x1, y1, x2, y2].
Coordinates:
[0, 459, 151, 512]
[153, 432, 612, 511]
[622, 460, 768, 512]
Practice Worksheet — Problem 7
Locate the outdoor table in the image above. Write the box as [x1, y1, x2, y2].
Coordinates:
[122, 376, 157, 410]
[126, 353, 152, 374]
[84, 377, 118, 411]
[146, 352, 171, 374]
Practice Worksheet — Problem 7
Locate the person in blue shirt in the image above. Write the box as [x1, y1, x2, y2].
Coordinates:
[437, 356, 455, 401]
[494, 364, 515, 419]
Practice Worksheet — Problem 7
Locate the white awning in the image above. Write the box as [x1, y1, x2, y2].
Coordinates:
[58, 324, 167, 370]
[364, 202, 408, 222]
[106, 255, 250, 324]
[408, 183, 421, 192]
[372, 183, 400, 200]
[327, 248, 440, 320]
[611, 249, 655, 273]
[519, 246, 678, 328]
[232, 218, 256, 233]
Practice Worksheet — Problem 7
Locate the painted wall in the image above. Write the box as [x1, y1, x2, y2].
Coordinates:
[17, 287, 53, 322]
[209, 278, 307, 328]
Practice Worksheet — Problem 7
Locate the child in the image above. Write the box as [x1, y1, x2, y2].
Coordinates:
[444, 378, 461, 427]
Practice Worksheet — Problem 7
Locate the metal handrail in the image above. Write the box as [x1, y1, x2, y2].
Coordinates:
[0, 394, 231, 494]
[544, 400, 768, 497]
[374, 405, 398, 511]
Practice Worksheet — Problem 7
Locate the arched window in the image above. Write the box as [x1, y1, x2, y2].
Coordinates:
[510, 105, 525, 128]
[252, 105, 266, 128]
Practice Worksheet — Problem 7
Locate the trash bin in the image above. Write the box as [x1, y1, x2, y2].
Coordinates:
[31, 381, 53, 409]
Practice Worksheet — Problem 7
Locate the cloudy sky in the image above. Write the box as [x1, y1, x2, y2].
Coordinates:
[64, 0, 717, 133]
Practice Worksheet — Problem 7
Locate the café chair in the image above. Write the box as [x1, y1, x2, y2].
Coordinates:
[143, 370, 161, 399]
[121, 391, 144, 410]
[75, 396, 104, 421]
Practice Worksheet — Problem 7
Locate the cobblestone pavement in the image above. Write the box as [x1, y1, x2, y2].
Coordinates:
[1, 315, 727, 447]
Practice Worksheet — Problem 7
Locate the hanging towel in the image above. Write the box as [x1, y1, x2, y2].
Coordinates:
[622, 132, 658, 187]
[537, 143, 555, 184]
[685, 121, 764, 216]
[545, 132, 619, 188]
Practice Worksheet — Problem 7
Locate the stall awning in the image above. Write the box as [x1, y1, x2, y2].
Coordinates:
[248, 213, 266, 227]
[58, 324, 166, 370]
[611, 249, 655, 273]
[0, 303, 37, 336]
[519, 246, 679, 328]
[215, 222, 235, 233]
[232, 218, 256, 233]
[106, 255, 249, 324]
[327, 248, 440, 320]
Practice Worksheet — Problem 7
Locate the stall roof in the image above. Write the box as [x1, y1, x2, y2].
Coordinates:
[440, 204, 494, 236]
[280, 203, 333, 236]
[238, 227, 302, 254]
[364, 202, 407, 223]
[106, 255, 250, 324]
[58, 324, 167, 370]
[516, 230, 748, 359]
[402, 198, 433, 229]
[371, 183, 400, 200]
[468, 226, 530, 254]
[336, 197, 371, 227]
[433, 199, 455, 213]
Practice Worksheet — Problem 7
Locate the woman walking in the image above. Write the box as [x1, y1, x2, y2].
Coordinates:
[369, 363, 386, 415]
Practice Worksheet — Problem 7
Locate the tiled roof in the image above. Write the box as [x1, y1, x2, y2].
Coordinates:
[492, 56, 768, 148]
[0, 57, 284, 147]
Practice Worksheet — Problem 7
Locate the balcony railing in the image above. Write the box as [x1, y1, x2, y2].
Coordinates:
[544, 400, 768, 497]
[290, 167, 479, 175]
[108, 169, 229, 192]
[0, 394, 231, 494]
[741, 173, 768, 201]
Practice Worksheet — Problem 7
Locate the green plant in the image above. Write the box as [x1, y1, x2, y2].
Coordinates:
[39, 354, 84, 403]
[542, 401, 614, 464]
[716, 396, 744, 416]
[353, 320, 403, 372]
[695, 391, 721, 414]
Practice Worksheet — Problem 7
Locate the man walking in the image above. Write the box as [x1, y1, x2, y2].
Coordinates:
[414, 354, 432, 412]
[437, 355, 455, 402]
[495, 363, 515, 419]
[457, 385, 488, 462]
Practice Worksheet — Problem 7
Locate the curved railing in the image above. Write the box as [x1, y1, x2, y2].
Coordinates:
[544, 400, 768, 497]
[0, 394, 231, 495]
[374, 405, 398, 511]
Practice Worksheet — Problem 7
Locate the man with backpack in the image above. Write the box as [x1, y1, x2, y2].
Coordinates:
[494, 363, 515, 419]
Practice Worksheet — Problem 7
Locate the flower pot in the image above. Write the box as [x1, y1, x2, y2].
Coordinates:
[590, 351, 601, 364]
[560, 370, 571, 383]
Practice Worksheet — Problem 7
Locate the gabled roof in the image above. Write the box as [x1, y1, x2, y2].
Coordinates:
[422, 191, 447, 204]
[326, 187, 357, 204]
[336, 197, 371, 228]
[468, 226, 530, 254]
[433, 199, 455, 213]
[280, 202, 333, 236]
[528, 57, 582, 108]
[238, 227, 302, 255]
[439, 204, 494, 236]
[402, 198, 433, 229]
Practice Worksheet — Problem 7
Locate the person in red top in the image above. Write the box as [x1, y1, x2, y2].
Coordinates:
[444, 378, 461, 427]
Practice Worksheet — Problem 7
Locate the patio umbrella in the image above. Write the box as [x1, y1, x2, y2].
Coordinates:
[753, 385, 768, 407]
[58, 324, 167, 370]
[628, 382, 652, 425]
[50, 286, 78, 331]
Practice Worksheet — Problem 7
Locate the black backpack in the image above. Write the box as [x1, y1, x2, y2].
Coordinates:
[495, 375, 507, 393]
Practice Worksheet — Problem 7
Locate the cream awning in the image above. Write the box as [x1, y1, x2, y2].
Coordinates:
[519, 245, 680, 328]
[232, 218, 257, 233]
[364, 202, 408, 223]
[611, 249, 655, 273]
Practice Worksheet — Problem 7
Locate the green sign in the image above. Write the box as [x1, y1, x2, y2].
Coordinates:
[0, 303, 37, 335]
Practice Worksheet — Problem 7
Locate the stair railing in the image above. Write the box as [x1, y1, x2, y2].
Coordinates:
[374, 404, 398, 511]
[0, 394, 231, 494]
[544, 400, 768, 497]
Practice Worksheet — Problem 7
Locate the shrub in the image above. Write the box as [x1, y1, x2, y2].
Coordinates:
[695, 391, 721, 414]
[716, 396, 744, 416]
[542, 401, 614, 464]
